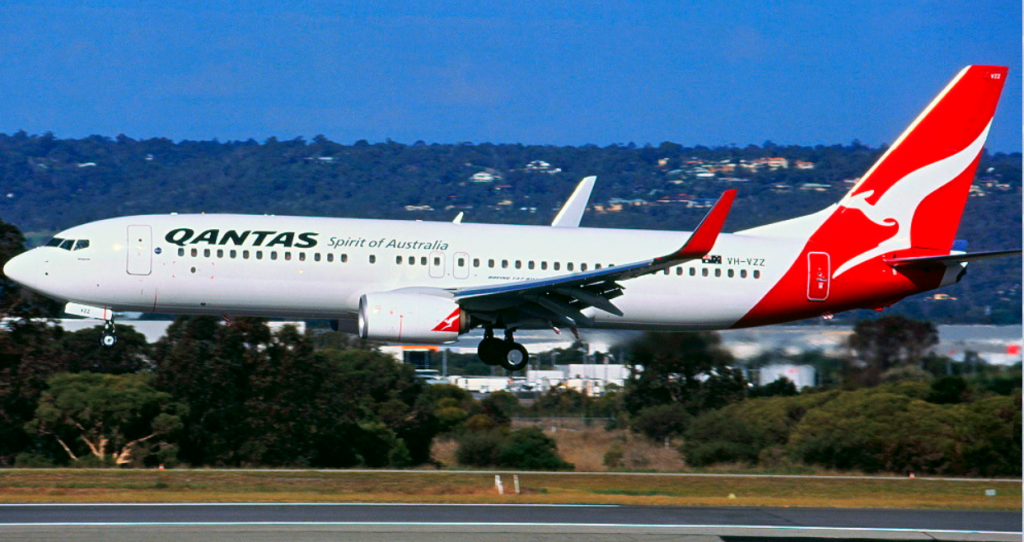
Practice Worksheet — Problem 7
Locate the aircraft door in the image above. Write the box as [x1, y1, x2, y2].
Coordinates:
[429, 251, 445, 278]
[126, 225, 152, 276]
[807, 252, 830, 301]
[453, 252, 470, 279]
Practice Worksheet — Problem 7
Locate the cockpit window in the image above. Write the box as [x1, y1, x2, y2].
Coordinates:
[44, 237, 90, 251]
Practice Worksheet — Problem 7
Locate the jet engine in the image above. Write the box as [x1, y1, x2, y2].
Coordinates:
[358, 291, 467, 343]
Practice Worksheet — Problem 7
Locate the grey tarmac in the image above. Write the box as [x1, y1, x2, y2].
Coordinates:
[0, 503, 1019, 542]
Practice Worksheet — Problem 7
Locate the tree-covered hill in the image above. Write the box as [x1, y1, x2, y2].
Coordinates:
[0, 132, 1018, 323]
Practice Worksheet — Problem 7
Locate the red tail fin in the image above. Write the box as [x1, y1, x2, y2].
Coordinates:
[815, 66, 1007, 277]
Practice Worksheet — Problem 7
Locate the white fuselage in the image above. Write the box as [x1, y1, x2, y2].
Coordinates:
[11, 214, 804, 331]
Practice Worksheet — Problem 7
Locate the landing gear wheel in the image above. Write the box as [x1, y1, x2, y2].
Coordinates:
[499, 342, 529, 372]
[100, 321, 117, 348]
[477, 336, 505, 366]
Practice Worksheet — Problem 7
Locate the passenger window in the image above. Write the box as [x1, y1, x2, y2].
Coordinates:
[299, 253, 305, 261]
[216, 249, 223, 258]
[528, 261, 535, 270]
[689, 267, 696, 276]
[243, 250, 250, 259]
[314, 253, 321, 262]
[327, 253, 334, 262]
[714, 268, 721, 277]
[663, 268, 669, 275]
[754, 270, 761, 279]
[285, 252, 292, 261]
[502, 260, 508, 269]
[369, 255, 376, 264]
[73, 240, 90, 250]
[676, 267, 682, 275]
[342, 254, 348, 263]
[567, 263, 574, 271]
[515, 260, 521, 269]
[554, 262, 560, 271]
[458, 257, 465, 267]
[473, 258, 480, 268]
[727, 269, 734, 278]
[433, 256, 440, 266]
[488, 259, 495, 268]
[421, 256, 427, 265]
[203, 248, 211, 258]
[541, 261, 548, 270]
[191, 248, 198, 257]
[581, 263, 588, 272]
[702, 268, 708, 277]
[230, 250, 237, 259]
[596, 263, 602, 269]
[178, 248, 185, 257]
[271, 252, 278, 261]
[740, 269, 747, 278]
[409, 255, 416, 265]
[256, 251, 263, 260]
[396, 255, 403, 264]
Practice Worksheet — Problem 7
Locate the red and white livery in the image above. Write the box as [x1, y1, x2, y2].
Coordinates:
[4, 66, 1017, 369]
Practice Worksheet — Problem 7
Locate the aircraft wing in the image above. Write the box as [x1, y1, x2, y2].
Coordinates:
[452, 190, 736, 328]
[550, 176, 596, 227]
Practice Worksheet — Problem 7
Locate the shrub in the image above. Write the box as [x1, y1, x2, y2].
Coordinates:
[681, 392, 837, 466]
[786, 389, 957, 473]
[455, 431, 503, 467]
[497, 427, 574, 470]
[630, 404, 690, 442]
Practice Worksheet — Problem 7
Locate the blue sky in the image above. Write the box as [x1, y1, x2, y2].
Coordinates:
[2, 1, 1020, 151]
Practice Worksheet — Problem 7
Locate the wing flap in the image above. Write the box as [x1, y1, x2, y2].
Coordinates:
[453, 190, 737, 328]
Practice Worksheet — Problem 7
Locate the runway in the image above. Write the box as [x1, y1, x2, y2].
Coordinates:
[0, 503, 1020, 541]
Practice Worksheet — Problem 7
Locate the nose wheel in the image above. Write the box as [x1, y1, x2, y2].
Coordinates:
[100, 320, 117, 347]
[476, 328, 529, 372]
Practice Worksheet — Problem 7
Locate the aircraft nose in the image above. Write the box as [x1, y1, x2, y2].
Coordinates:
[4, 251, 37, 290]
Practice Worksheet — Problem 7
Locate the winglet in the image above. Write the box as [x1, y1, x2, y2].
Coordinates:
[452, 212, 464, 224]
[656, 189, 737, 262]
[551, 176, 596, 227]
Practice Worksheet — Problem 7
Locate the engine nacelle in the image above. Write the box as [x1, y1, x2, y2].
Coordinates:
[358, 291, 467, 343]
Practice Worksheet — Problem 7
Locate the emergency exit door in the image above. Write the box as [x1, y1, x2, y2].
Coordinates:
[126, 225, 152, 276]
[807, 252, 830, 301]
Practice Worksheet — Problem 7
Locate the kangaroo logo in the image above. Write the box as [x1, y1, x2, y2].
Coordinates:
[432, 308, 461, 333]
[832, 122, 991, 278]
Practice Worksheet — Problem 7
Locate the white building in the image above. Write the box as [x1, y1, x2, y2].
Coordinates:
[759, 364, 817, 390]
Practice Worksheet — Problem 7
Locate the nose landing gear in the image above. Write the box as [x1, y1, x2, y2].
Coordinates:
[476, 328, 529, 372]
[100, 320, 117, 347]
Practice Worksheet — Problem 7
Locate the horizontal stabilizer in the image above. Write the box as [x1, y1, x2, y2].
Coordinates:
[884, 249, 1021, 267]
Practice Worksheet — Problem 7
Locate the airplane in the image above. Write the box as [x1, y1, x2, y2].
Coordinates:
[3, 65, 1018, 371]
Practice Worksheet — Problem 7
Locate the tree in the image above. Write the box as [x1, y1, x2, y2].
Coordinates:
[0, 218, 60, 319]
[57, 324, 151, 374]
[0, 320, 67, 464]
[622, 331, 742, 415]
[630, 403, 690, 442]
[152, 317, 437, 467]
[847, 316, 939, 387]
[27, 372, 184, 466]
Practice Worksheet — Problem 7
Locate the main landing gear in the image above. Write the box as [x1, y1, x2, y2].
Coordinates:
[477, 328, 529, 372]
[100, 319, 117, 347]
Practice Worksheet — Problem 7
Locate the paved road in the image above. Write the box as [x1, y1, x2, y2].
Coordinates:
[0, 503, 1019, 541]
